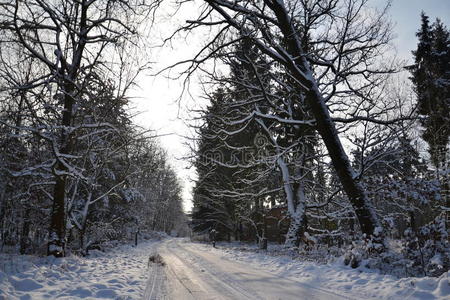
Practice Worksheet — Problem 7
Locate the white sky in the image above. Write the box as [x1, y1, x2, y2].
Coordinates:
[131, 0, 450, 212]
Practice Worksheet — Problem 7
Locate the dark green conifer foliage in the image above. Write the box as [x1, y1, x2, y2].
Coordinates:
[409, 13, 450, 169]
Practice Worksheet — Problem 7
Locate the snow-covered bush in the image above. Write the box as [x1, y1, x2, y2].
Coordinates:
[403, 214, 450, 277]
[341, 214, 450, 277]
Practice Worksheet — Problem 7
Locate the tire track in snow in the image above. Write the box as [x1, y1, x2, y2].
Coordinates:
[160, 239, 261, 299]
[159, 238, 355, 300]
[143, 256, 166, 299]
[187, 241, 358, 300]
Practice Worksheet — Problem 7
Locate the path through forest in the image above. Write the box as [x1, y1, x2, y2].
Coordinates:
[146, 238, 354, 300]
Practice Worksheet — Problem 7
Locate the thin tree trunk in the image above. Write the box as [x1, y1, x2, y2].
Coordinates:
[0, 180, 6, 250]
[20, 208, 31, 254]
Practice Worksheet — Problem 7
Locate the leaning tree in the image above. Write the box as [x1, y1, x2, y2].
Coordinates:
[169, 0, 416, 246]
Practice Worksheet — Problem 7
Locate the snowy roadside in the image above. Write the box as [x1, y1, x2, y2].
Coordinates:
[192, 241, 450, 300]
[0, 240, 162, 299]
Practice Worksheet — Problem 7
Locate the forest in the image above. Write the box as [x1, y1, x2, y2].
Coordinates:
[0, 0, 449, 282]
[0, 0, 186, 257]
[187, 1, 450, 277]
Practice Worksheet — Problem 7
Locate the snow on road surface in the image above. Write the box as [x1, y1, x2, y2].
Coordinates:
[0, 240, 165, 299]
[155, 238, 450, 300]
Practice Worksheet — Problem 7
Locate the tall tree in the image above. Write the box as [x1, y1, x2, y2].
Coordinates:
[174, 0, 403, 246]
[0, 0, 158, 256]
[409, 13, 450, 169]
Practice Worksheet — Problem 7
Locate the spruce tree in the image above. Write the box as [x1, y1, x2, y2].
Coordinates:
[410, 13, 450, 169]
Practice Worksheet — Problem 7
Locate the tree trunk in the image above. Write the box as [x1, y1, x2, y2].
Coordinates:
[45, 1, 88, 257]
[48, 173, 67, 257]
[268, 0, 381, 240]
[48, 82, 75, 257]
[305, 86, 380, 238]
[0, 181, 6, 250]
[285, 212, 304, 247]
[80, 229, 86, 255]
[20, 209, 31, 254]
[259, 237, 268, 250]
[443, 169, 450, 234]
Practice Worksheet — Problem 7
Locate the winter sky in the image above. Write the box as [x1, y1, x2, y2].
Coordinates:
[132, 0, 450, 212]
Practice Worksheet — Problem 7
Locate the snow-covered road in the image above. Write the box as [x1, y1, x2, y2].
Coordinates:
[154, 239, 353, 300]
[2, 237, 448, 299]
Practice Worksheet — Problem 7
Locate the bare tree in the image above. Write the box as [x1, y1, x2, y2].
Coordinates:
[172, 0, 412, 245]
[0, 0, 159, 256]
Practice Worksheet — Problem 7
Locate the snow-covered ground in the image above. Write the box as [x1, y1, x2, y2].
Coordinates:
[208, 240, 450, 300]
[0, 240, 164, 299]
[159, 238, 351, 299]
[2, 238, 450, 299]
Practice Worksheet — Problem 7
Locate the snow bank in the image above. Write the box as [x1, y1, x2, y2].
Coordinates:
[206, 242, 450, 300]
[0, 240, 159, 299]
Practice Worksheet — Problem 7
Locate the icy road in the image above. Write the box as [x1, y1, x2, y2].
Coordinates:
[145, 239, 353, 300]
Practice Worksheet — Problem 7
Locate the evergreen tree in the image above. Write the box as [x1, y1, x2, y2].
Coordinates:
[409, 13, 450, 169]
[192, 40, 278, 241]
